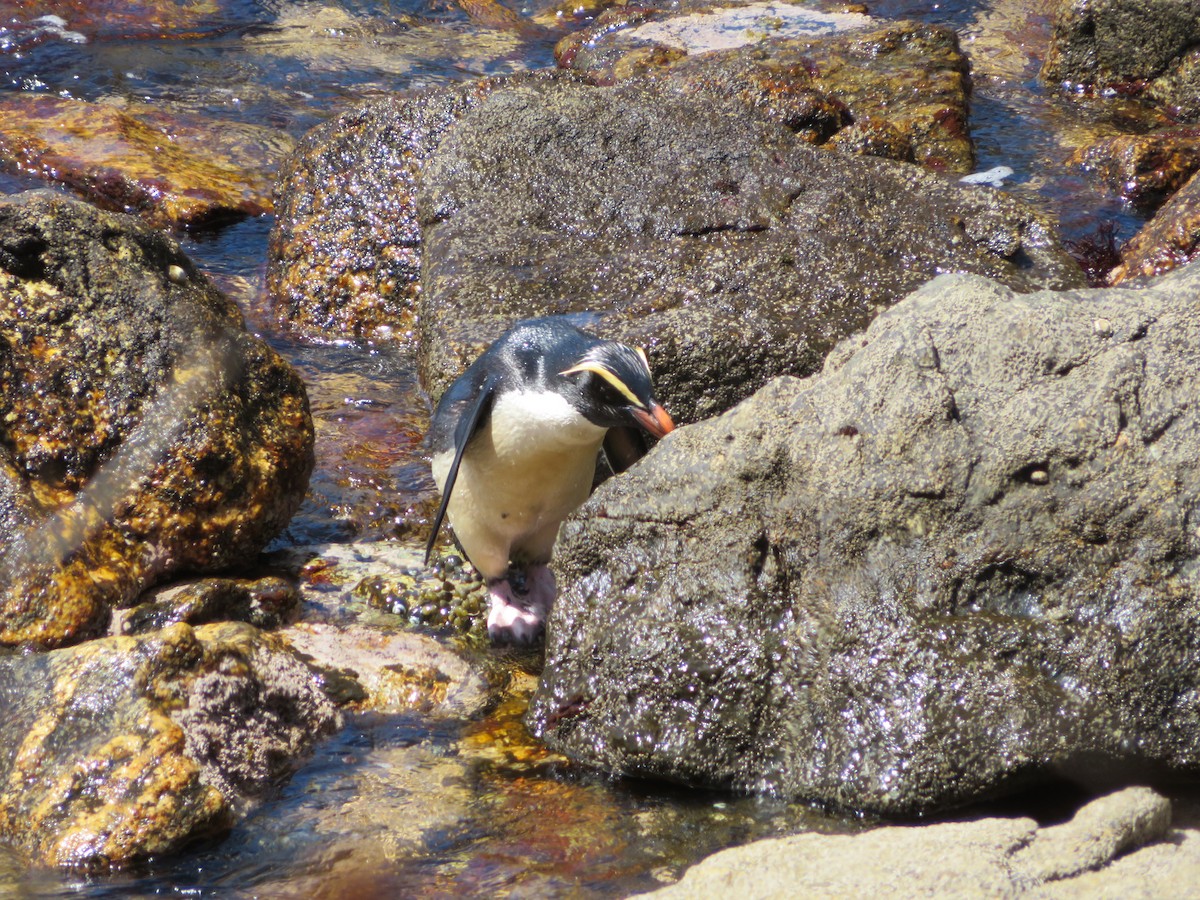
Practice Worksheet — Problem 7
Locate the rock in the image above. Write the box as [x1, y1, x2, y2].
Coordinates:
[1011, 787, 1171, 883]
[118, 576, 301, 635]
[270, 540, 491, 638]
[266, 75, 525, 342]
[269, 62, 1078, 380]
[1041, 0, 1200, 117]
[0, 621, 340, 871]
[1071, 125, 1200, 211]
[640, 788, 1173, 898]
[0, 95, 293, 229]
[282, 622, 490, 716]
[529, 259, 1200, 814]
[262, 541, 496, 714]
[0, 0, 260, 45]
[415, 75, 1081, 422]
[1112, 170, 1200, 282]
[0, 192, 314, 649]
[559, 12, 973, 171]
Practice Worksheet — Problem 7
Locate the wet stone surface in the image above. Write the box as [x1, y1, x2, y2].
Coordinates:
[0, 94, 293, 230]
[559, 13, 975, 172]
[0, 191, 313, 649]
[0, 620, 341, 871]
[533, 260, 1200, 816]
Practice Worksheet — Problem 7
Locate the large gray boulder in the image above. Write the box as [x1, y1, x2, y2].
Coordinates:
[1042, 0, 1200, 121]
[271, 63, 1082, 425]
[529, 259, 1200, 815]
[416, 75, 1081, 422]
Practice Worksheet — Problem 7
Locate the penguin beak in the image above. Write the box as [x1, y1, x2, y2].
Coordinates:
[633, 402, 675, 439]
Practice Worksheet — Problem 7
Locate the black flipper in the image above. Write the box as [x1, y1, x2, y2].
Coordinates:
[424, 376, 498, 565]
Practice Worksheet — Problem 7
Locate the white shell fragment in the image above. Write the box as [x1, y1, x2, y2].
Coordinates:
[959, 166, 1015, 188]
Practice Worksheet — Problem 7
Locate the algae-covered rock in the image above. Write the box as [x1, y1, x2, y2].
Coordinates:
[559, 13, 973, 172]
[0, 95, 292, 230]
[530, 259, 1200, 815]
[0, 621, 340, 871]
[0, 192, 314, 649]
[1112, 170, 1200, 283]
[1072, 125, 1200, 211]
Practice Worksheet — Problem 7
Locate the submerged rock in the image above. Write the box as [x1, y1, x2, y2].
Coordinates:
[529, 259, 1200, 815]
[0, 192, 314, 649]
[643, 788, 1177, 898]
[119, 576, 301, 635]
[0, 95, 292, 230]
[0, 621, 340, 871]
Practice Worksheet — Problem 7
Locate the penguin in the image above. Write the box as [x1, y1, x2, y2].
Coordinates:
[424, 316, 675, 643]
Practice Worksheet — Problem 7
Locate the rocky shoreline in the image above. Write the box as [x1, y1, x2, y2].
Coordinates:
[2, 0, 1200, 893]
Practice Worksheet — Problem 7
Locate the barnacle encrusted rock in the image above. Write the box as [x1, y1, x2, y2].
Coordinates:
[0, 621, 340, 870]
[531, 259, 1200, 815]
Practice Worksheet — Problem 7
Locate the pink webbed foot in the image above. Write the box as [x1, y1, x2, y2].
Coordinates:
[486, 565, 557, 644]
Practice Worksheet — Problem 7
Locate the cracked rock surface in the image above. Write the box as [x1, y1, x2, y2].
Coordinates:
[529, 260, 1200, 815]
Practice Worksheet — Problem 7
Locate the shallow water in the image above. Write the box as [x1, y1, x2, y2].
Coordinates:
[0, 0, 1168, 894]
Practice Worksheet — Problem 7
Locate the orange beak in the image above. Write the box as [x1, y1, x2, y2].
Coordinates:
[633, 402, 675, 439]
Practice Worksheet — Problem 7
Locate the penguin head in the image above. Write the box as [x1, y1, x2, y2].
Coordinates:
[558, 341, 675, 438]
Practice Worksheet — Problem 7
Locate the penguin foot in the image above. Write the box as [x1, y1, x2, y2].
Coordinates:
[487, 580, 546, 644]
[486, 566, 556, 644]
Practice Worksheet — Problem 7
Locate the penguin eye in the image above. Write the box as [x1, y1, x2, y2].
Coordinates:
[590, 377, 627, 408]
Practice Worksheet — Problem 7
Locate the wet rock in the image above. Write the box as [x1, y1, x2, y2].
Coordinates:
[269, 541, 491, 639]
[642, 788, 1175, 898]
[529, 259, 1200, 814]
[119, 576, 301, 635]
[1112, 170, 1200, 282]
[0, 192, 314, 649]
[0, 0, 261, 43]
[1072, 124, 1200, 211]
[267, 75, 529, 342]
[416, 75, 1081, 422]
[268, 32, 1056, 357]
[559, 13, 973, 171]
[0, 621, 340, 871]
[0, 95, 293, 230]
[1042, 0, 1200, 119]
[283, 622, 490, 716]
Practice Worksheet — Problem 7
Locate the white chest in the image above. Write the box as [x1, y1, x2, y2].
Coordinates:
[432, 390, 607, 544]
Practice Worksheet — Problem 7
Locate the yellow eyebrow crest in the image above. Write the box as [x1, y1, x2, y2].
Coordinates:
[560, 361, 644, 407]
